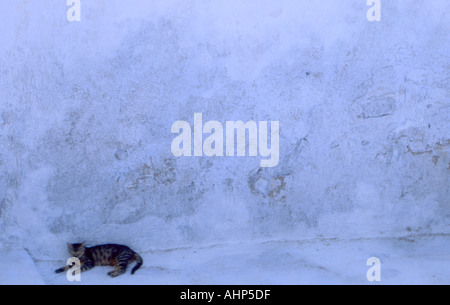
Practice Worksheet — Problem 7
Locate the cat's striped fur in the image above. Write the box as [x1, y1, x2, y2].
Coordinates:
[55, 242, 143, 277]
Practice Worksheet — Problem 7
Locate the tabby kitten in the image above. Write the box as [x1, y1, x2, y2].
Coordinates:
[55, 242, 143, 277]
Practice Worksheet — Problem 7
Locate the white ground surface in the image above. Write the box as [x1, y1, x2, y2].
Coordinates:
[1, 234, 448, 285]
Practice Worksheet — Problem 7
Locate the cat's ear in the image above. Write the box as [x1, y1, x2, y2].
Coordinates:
[80, 241, 86, 247]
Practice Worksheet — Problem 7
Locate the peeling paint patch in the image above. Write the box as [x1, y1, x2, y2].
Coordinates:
[407, 146, 433, 156]
[432, 155, 439, 165]
[248, 168, 289, 199]
[355, 95, 397, 119]
[268, 176, 286, 198]
[435, 140, 450, 150]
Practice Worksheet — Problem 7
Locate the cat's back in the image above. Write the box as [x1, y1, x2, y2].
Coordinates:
[89, 243, 133, 251]
[86, 244, 135, 266]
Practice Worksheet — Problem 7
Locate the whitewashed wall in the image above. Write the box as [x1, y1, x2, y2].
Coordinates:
[0, 0, 448, 258]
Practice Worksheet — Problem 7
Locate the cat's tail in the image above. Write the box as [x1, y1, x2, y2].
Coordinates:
[131, 253, 143, 275]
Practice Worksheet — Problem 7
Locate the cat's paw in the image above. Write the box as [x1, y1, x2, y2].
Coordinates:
[108, 270, 125, 277]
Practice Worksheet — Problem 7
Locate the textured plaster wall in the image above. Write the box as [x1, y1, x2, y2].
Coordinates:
[0, 0, 448, 257]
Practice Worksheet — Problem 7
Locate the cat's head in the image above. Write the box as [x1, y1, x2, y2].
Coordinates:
[67, 242, 86, 258]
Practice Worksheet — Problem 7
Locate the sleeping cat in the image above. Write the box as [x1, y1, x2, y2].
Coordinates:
[55, 242, 143, 277]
